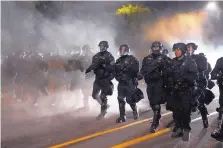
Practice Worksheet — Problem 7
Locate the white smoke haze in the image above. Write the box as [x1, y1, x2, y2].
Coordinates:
[2, 1, 222, 122]
[1, 1, 129, 121]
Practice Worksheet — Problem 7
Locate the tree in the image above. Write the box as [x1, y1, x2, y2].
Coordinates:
[116, 4, 150, 34]
[115, 4, 151, 50]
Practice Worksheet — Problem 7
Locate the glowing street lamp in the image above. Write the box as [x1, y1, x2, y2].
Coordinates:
[205, 1, 218, 11]
[204, 1, 220, 20]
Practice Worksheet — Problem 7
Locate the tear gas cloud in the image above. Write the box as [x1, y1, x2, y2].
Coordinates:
[1, 1, 119, 55]
[144, 11, 223, 67]
[1, 1, 127, 119]
[2, 2, 222, 121]
[143, 10, 222, 100]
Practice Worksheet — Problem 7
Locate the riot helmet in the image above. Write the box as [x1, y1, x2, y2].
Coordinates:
[98, 41, 109, 52]
[71, 46, 82, 55]
[186, 43, 198, 56]
[198, 52, 205, 57]
[119, 44, 130, 56]
[151, 41, 163, 55]
[172, 43, 187, 58]
[82, 44, 91, 52]
[162, 49, 169, 56]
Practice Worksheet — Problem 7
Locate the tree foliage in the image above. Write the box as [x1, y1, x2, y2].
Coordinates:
[116, 4, 150, 16]
[115, 4, 150, 32]
[115, 4, 151, 49]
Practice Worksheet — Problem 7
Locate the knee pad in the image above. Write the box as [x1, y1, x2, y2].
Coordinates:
[92, 93, 98, 100]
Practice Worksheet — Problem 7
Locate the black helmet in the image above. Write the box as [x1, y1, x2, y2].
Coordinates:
[82, 44, 91, 51]
[186, 43, 198, 50]
[162, 49, 169, 55]
[151, 41, 163, 55]
[71, 46, 81, 55]
[151, 41, 163, 49]
[199, 52, 205, 57]
[172, 43, 187, 55]
[119, 44, 130, 56]
[98, 41, 109, 52]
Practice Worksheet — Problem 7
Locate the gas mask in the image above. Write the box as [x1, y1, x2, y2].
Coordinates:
[152, 50, 161, 55]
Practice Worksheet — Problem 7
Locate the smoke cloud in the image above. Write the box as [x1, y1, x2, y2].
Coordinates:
[143, 10, 223, 66]
[1, 1, 127, 120]
[1, 1, 121, 55]
[144, 11, 206, 43]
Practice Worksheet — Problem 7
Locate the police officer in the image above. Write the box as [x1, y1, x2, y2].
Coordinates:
[140, 41, 171, 133]
[199, 53, 212, 79]
[186, 43, 209, 128]
[211, 57, 223, 139]
[65, 46, 83, 92]
[85, 41, 115, 120]
[162, 49, 169, 57]
[65, 45, 94, 110]
[115, 44, 140, 123]
[170, 43, 198, 141]
[199, 53, 215, 89]
[79, 44, 95, 110]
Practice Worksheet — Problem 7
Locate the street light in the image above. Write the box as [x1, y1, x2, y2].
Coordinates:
[204, 1, 220, 19]
[205, 1, 218, 11]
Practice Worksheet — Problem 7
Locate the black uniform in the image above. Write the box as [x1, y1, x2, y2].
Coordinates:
[65, 45, 94, 109]
[140, 41, 171, 133]
[14, 51, 49, 105]
[162, 49, 169, 56]
[198, 53, 211, 80]
[170, 43, 198, 141]
[86, 41, 115, 120]
[79, 45, 95, 109]
[211, 57, 223, 139]
[187, 43, 210, 128]
[115, 44, 141, 123]
[206, 63, 212, 79]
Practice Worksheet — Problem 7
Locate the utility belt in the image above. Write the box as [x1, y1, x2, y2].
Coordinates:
[145, 72, 162, 82]
[174, 82, 191, 91]
[95, 69, 111, 80]
[120, 77, 138, 86]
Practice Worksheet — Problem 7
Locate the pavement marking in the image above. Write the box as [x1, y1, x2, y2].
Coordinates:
[48, 112, 172, 148]
[111, 111, 218, 148]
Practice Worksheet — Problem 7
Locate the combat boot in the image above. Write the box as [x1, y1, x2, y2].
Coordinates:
[116, 101, 126, 123]
[150, 111, 161, 133]
[116, 116, 126, 123]
[133, 111, 139, 120]
[172, 120, 182, 133]
[171, 128, 183, 138]
[203, 119, 209, 128]
[96, 100, 107, 120]
[96, 109, 106, 120]
[130, 104, 139, 120]
[199, 105, 209, 128]
[211, 126, 223, 139]
[172, 126, 178, 132]
[182, 129, 191, 141]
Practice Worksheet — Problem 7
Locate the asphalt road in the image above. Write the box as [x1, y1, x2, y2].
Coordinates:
[2, 95, 223, 148]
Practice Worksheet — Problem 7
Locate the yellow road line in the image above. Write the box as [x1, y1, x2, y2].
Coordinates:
[110, 111, 218, 148]
[48, 112, 172, 148]
[111, 128, 171, 148]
